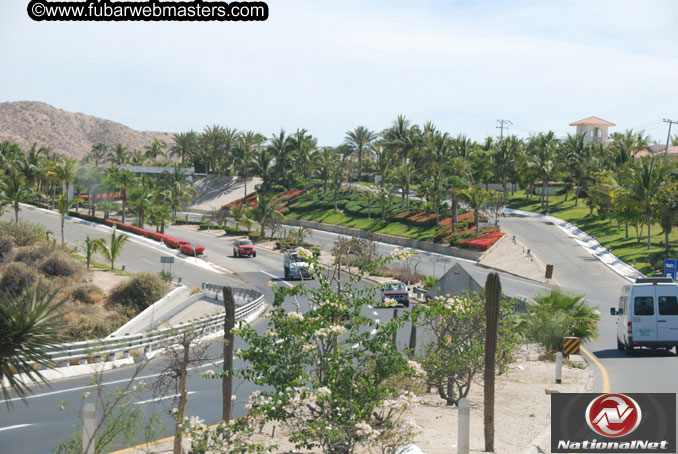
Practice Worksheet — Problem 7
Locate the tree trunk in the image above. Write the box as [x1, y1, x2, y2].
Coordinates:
[625, 221, 629, 239]
[173, 338, 191, 454]
[647, 210, 652, 250]
[357, 148, 362, 185]
[392, 308, 398, 345]
[484, 273, 501, 453]
[122, 191, 127, 224]
[61, 216, 65, 245]
[665, 229, 671, 253]
[408, 312, 417, 354]
[575, 183, 580, 206]
[222, 287, 236, 422]
[14, 203, 19, 225]
[451, 189, 457, 233]
[323, 180, 327, 200]
[502, 172, 507, 204]
[475, 210, 479, 236]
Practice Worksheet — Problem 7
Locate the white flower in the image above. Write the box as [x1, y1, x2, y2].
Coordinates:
[355, 421, 374, 436]
[245, 403, 252, 409]
[231, 394, 237, 401]
[407, 360, 426, 377]
[81, 391, 90, 399]
[288, 311, 305, 321]
[170, 408, 179, 415]
[328, 325, 347, 335]
[264, 329, 277, 337]
[235, 348, 243, 357]
[314, 328, 328, 337]
[297, 247, 312, 259]
[317, 386, 331, 396]
[188, 415, 205, 429]
[302, 344, 317, 352]
[383, 297, 398, 307]
[201, 369, 216, 378]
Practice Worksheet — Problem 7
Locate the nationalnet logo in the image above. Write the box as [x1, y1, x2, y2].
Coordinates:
[552, 393, 675, 453]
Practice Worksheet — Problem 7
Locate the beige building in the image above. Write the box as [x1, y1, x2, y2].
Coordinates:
[569, 116, 615, 145]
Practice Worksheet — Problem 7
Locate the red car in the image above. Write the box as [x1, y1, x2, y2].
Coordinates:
[381, 281, 410, 308]
[233, 238, 256, 257]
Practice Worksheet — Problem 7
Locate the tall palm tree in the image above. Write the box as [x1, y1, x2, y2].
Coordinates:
[130, 176, 155, 229]
[56, 194, 83, 245]
[460, 185, 490, 236]
[562, 133, 593, 206]
[88, 142, 108, 167]
[168, 179, 198, 218]
[373, 144, 393, 187]
[0, 172, 36, 224]
[108, 168, 136, 224]
[316, 147, 336, 200]
[233, 131, 265, 198]
[269, 129, 294, 189]
[528, 132, 560, 210]
[0, 285, 66, 404]
[392, 163, 414, 209]
[344, 126, 377, 184]
[50, 157, 79, 201]
[143, 138, 167, 162]
[200, 125, 227, 174]
[94, 227, 129, 270]
[251, 147, 275, 193]
[108, 143, 129, 167]
[627, 157, 670, 250]
[492, 135, 521, 203]
[169, 131, 198, 165]
[609, 129, 652, 165]
[249, 192, 285, 237]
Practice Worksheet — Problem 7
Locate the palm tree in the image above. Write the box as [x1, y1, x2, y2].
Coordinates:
[249, 192, 285, 237]
[94, 227, 129, 270]
[492, 136, 521, 203]
[392, 163, 415, 209]
[108, 168, 136, 224]
[373, 144, 393, 187]
[528, 132, 559, 211]
[562, 133, 593, 206]
[627, 157, 670, 250]
[460, 185, 490, 236]
[0, 172, 36, 224]
[108, 143, 129, 166]
[130, 176, 155, 229]
[169, 131, 198, 165]
[143, 138, 167, 162]
[50, 157, 79, 201]
[316, 147, 336, 200]
[329, 163, 345, 211]
[233, 131, 265, 199]
[345, 126, 377, 185]
[88, 142, 108, 167]
[56, 194, 83, 245]
[0, 285, 66, 403]
[168, 179, 198, 218]
[269, 129, 294, 189]
[80, 236, 99, 271]
[251, 147, 275, 193]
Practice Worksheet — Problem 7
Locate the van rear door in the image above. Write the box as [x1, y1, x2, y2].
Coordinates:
[656, 285, 678, 342]
[631, 285, 658, 342]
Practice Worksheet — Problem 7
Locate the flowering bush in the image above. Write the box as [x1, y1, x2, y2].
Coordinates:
[233, 250, 423, 454]
[460, 230, 504, 251]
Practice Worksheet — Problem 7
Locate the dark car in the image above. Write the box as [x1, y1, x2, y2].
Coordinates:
[381, 281, 410, 308]
[233, 238, 256, 257]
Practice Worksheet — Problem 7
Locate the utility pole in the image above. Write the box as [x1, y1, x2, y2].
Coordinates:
[496, 119, 512, 141]
[663, 118, 677, 160]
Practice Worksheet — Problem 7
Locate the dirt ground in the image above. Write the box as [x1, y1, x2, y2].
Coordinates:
[89, 268, 129, 293]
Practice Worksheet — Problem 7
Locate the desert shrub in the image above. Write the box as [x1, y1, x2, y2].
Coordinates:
[62, 311, 128, 341]
[0, 235, 14, 257]
[109, 272, 169, 312]
[13, 243, 57, 266]
[0, 262, 37, 297]
[70, 283, 104, 305]
[39, 251, 85, 278]
[0, 221, 47, 247]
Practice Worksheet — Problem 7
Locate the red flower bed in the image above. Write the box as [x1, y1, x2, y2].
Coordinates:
[460, 230, 504, 251]
[180, 244, 205, 256]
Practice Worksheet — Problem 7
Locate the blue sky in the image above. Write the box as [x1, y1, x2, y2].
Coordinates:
[1, 0, 677, 145]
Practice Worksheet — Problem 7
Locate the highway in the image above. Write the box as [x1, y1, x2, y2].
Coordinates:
[1, 206, 673, 453]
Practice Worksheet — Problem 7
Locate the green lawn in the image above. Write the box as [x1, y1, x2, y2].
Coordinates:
[507, 190, 677, 276]
[286, 209, 441, 242]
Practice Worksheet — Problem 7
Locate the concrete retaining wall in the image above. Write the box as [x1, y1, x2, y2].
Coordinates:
[283, 219, 482, 261]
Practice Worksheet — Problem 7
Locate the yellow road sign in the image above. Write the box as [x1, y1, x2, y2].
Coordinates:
[563, 336, 580, 355]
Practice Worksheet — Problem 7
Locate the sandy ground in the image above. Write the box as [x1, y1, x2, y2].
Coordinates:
[188, 175, 262, 212]
[89, 268, 129, 293]
[477, 235, 546, 283]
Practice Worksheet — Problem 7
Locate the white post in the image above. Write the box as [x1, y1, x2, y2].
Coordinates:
[458, 397, 470, 454]
[82, 402, 96, 454]
[555, 352, 563, 384]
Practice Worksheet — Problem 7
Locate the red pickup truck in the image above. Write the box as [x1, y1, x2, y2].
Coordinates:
[233, 238, 256, 257]
[381, 281, 410, 308]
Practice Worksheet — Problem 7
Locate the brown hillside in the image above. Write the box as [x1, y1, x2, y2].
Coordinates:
[0, 101, 176, 159]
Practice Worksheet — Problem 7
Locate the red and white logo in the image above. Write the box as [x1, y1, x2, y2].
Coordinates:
[585, 394, 642, 438]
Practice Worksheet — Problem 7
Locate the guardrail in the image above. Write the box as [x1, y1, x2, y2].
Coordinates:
[40, 284, 265, 369]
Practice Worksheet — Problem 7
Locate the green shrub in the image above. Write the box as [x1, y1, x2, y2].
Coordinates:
[70, 283, 104, 305]
[109, 272, 169, 312]
[158, 270, 174, 283]
[0, 221, 47, 247]
[0, 262, 37, 297]
[198, 222, 219, 230]
[310, 246, 321, 258]
[39, 251, 85, 278]
[649, 249, 677, 271]
[0, 235, 14, 259]
[519, 289, 600, 352]
[248, 232, 263, 242]
[13, 243, 57, 266]
[421, 275, 437, 290]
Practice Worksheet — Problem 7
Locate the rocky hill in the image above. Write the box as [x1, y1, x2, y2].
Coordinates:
[0, 101, 175, 159]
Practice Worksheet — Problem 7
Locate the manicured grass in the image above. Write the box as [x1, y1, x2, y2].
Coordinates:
[287, 208, 441, 242]
[507, 190, 677, 276]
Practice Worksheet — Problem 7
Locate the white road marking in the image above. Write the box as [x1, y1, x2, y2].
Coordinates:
[0, 360, 225, 404]
[372, 311, 378, 316]
[367, 304, 373, 309]
[261, 271, 293, 288]
[370, 328, 378, 335]
[0, 424, 33, 432]
[135, 391, 195, 405]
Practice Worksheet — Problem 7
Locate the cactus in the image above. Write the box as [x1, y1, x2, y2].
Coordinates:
[484, 272, 501, 452]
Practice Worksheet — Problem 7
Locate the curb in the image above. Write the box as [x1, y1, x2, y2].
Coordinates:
[502, 208, 643, 283]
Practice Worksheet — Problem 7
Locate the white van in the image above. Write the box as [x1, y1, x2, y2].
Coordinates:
[612, 277, 678, 355]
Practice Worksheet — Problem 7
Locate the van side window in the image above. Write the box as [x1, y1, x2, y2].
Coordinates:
[634, 296, 654, 316]
[659, 296, 678, 315]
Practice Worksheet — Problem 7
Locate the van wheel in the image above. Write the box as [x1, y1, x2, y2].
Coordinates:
[624, 342, 634, 356]
[617, 338, 624, 351]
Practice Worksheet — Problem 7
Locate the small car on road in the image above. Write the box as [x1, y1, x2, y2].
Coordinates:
[233, 238, 256, 257]
[381, 281, 410, 308]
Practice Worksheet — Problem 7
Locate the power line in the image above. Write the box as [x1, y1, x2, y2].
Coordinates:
[663, 118, 677, 158]
[496, 119, 512, 141]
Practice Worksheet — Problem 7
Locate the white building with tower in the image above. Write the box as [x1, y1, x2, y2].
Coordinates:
[569, 116, 615, 145]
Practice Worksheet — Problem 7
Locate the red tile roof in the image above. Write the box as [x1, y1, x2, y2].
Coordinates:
[569, 116, 616, 127]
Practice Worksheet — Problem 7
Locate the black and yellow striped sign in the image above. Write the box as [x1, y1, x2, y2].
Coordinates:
[563, 337, 580, 355]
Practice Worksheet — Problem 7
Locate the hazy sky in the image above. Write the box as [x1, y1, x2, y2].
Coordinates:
[1, 0, 677, 145]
